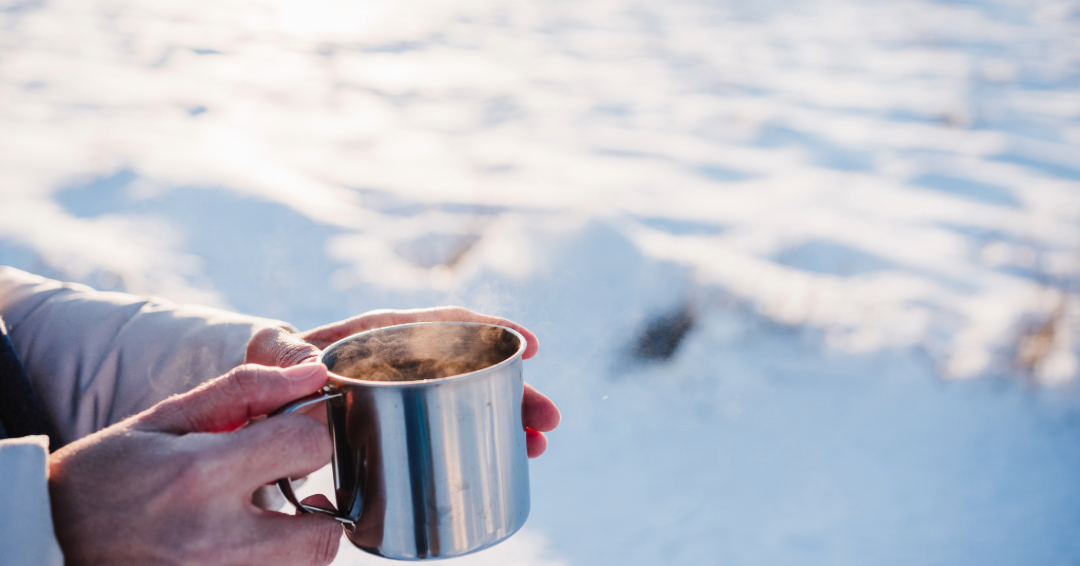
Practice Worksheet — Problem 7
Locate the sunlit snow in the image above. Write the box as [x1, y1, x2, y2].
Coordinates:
[2, 0, 1080, 563]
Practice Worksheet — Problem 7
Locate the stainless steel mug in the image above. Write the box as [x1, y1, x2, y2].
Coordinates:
[274, 321, 531, 560]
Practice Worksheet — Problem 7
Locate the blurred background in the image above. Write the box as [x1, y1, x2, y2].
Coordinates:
[3, 0, 1080, 563]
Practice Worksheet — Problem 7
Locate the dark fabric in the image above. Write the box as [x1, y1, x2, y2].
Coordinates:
[0, 316, 60, 450]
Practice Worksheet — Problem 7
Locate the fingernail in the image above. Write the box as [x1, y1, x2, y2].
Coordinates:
[281, 362, 326, 380]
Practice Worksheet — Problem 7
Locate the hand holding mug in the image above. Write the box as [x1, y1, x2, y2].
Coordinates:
[48, 364, 341, 566]
[245, 307, 560, 457]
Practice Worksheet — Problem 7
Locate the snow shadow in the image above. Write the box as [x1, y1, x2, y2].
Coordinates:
[990, 154, 1080, 181]
[695, 164, 753, 182]
[634, 216, 724, 236]
[594, 149, 758, 183]
[354, 187, 509, 217]
[910, 173, 1020, 207]
[394, 233, 482, 269]
[54, 169, 349, 328]
[773, 240, 896, 277]
[754, 124, 875, 171]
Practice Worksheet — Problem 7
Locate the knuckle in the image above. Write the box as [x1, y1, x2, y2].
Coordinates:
[235, 362, 270, 375]
[250, 326, 280, 347]
[246, 327, 287, 364]
[228, 365, 271, 403]
[247, 328, 319, 368]
[276, 341, 319, 368]
[216, 365, 281, 415]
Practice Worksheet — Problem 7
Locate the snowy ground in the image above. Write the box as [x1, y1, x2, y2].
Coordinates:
[3, 0, 1080, 564]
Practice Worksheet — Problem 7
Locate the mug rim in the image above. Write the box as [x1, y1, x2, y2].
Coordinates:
[317, 320, 527, 388]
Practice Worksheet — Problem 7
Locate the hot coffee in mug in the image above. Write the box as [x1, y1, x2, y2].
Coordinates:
[273, 322, 530, 560]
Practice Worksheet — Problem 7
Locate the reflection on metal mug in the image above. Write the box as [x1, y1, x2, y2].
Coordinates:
[273, 321, 530, 560]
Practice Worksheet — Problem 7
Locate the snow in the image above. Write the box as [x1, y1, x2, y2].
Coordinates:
[3, 0, 1080, 563]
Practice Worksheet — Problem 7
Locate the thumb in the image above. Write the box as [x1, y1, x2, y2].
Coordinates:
[246, 326, 322, 367]
[136, 363, 328, 434]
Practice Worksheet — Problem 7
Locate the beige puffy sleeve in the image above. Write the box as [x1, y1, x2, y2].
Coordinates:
[0, 266, 295, 445]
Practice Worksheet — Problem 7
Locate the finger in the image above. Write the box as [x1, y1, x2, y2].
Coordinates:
[522, 383, 560, 432]
[137, 363, 328, 434]
[296, 399, 330, 426]
[249, 509, 342, 566]
[301, 307, 541, 359]
[224, 412, 332, 490]
[526, 428, 547, 458]
[247, 326, 321, 367]
[297, 494, 337, 516]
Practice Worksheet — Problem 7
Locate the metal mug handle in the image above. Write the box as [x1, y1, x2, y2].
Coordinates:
[271, 391, 355, 527]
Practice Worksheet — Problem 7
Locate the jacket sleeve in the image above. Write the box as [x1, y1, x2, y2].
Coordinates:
[0, 266, 296, 445]
[0, 435, 64, 566]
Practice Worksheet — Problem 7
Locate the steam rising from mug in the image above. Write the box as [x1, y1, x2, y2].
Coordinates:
[323, 323, 521, 382]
